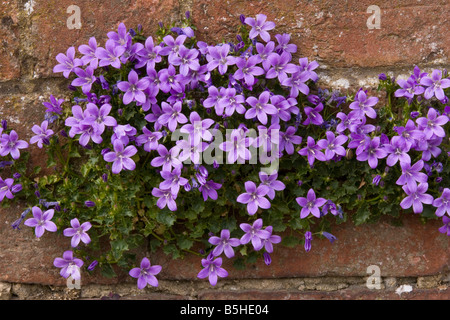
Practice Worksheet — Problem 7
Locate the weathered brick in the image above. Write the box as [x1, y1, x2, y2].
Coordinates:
[0, 0, 21, 81]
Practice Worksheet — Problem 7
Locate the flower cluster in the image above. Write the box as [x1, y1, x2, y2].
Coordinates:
[2, 12, 448, 289]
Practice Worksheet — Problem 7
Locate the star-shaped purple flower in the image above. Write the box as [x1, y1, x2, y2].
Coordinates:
[298, 136, 326, 167]
[208, 229, 241, 258]
[432, 188, 450, 217]
[258, 170, 285, 200]
[103, 140, 137, 174]
[53, 47, 83, 78]
[197, 253, 228, 286]
[151, 187, 177, 211]
[150, 145, 182, 172]
[356, 136, 387, 169]
[317, 131, 348, 161]
[400, 182, 433, 214]
[199, 180, 222, 202]
[245, 91, 277, 125]
[244, 14, 276, 42]
[296, 188, 327, 219]
[63, 218, 92, 248]
[239, 218, 271, 251]
[117, 69, 150, 105]
[53, 250, 84, 280]
[420, 69, 450, 101]
[0, 130, 29, 160]
[30, 120, 54, 148]
[157, 101, 188, 132]
[237, 181, 271, 215]
[415, 107, 448, 139]
[349, 90, 378, 119]
[24, 206, 57, 238]
[129, 257, 162, 289]
[396, 160, 428, 187]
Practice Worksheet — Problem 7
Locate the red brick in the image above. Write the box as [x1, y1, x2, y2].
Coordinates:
[0, 0, 21, 81]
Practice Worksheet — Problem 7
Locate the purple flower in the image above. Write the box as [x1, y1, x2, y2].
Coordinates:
[394, 76, 425, 99]
[199, 180, 222, 201]
[87, 260, 98, 271]
[78, 36, 99, 68]
[135, 36, 163, 73]
[244, 14, 276, 42]
[111, 124, 137, 146]
[322, 231, 337, 243]
[275, 33, 297, 54]
[53, 251, 84, 280]
[298, 57, 319, 82]
[233, 55, 264, 87]
[24, 206, 57, 238]
[84, 200, 95, 207]
[298, 136, 326, 167]
[256, 41, 275, 71]
[107, 22, 132, 48]
[157, 101, 188, 132]
[219, 129, 253, 164]
[372, 175, 382, 186]
[304, 231, 312, 252]
[30, 120, 54, 148]
[349, 90, 378, 119]
[0, 178, 21, 201]
[135, 127, 162, 152]
[296, 188, 327, 219]
[239, 218, 271, 250]
[395, 119, 425, 148]
[258, 170, 285, 200]
[84, 103, 117, 135]
[0, 130, 29, 159]
[237, 181, 271, 215]
[95, 39, 125, 69]
[129, 257, 162, 289]
[103, 140, 137, 174]
[317, 131, 348, 161]
[420, 69, 450, 100]
[151, 187, 177, 211]
[439, 216, 450, 236]
[415, 107, 448, 139]
[261, 226, 281, 253]
[159, 34, 187, 60]
[150, 145, 182, 172]
[216, 88, 246, 117]
[169, 45, 200, 76]
[265, 51, 298, 82]
[43, 95, 64, 115]
[384, 136, 411, 166]
[400, 182, 433, 214]
[159, 167, 188, 195]
[303, 103, 324, 126]
[53, 47, 83, 78]
[280, 126, 302, 155]
[71, 66, 97, 94]
[63, 218, 92, 247]
[208, 229, 241, 258]
[206, 44, 236, 75]
[432, 188, 450, 217]
[245, 91, 277, 125]
[180, 111, 214, 145]
[281, 69, 310, 98]
[356, 136, 387, 169]
[197, 254, 228, 286]
[117, 69, 149, 105]
[396, 160, 428, 187]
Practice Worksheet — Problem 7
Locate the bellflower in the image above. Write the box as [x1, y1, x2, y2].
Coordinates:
[239, 218, 271, 251]
[158, 101, 188, 132]
[219, 129, 253, 164]
[296, 188, 327, 219]
[420, 69, 450, 100]
[199, 180, 222, 201]
[117, 69, 150, 105]
[244, 14, 276, 42]
[279, 126, 302, 155]
[432, 188, 450, 217]
[258, 170, 285, 200]
[84, 103, 117, 135]
[43, 95, 64, 115]
[255, 41, 275, 71]
[216, 88, 246, 117]
[245, 91, 277, 125]
[236, 181, 271, 215]
[78, 36, 99, 68]
[71, 66, 97, 94]
[180, 111, 214, 145]
[159, 34, 187, 61]
[111, 124, 137, 145]
[103, 140, 138, 174]
[298, 136, 326, 167]
[396, 160, 428, 187]
[400, 182, 433, 214]
[274, 33, 297, 54]
[135, 36, 163, 72]
[304, 231, 312, 252]
[63, 218, 92, 247]
[197, 254, 228, 286]
[384, 136, 411, 167]
[439, 216, 450, 236]
[0, 178, 21, 201]
[208, 229, 241, 258]
[53, 46, 83, 78]
[150, 145, 182, 172]
[169, 45, 200, 76]
[129, 257, 162, 289]
[394, 76, 425, 100]
[303, 103, 324, 126]
[159, 167, 188, 195]
[206, 44, 236, 75]
[395, 119, 425, 148]
[261, 226, 281, 253]
[281, 69, 310, 98]
[53, 250, 84, 280]
[349, 90, 378, 119]
[95, 39, 125, 69]
[265, 51, 298, 82]
[24, 206, 57, 238]
[317, 131, 348, 161]
[107, 22, 132, 48]
[356, 136, 387, 169]
[0, 130, 29, 159]
[151, 187, 177, 211]
[30, 120, 54, 148]
[415, 107, 448, 139]
[298, 57, 319, 82]
[233, 55, 264, 87]
[135, 127, 163, 152]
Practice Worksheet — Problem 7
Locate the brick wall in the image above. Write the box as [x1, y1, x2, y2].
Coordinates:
[0, 0, 449, 300]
